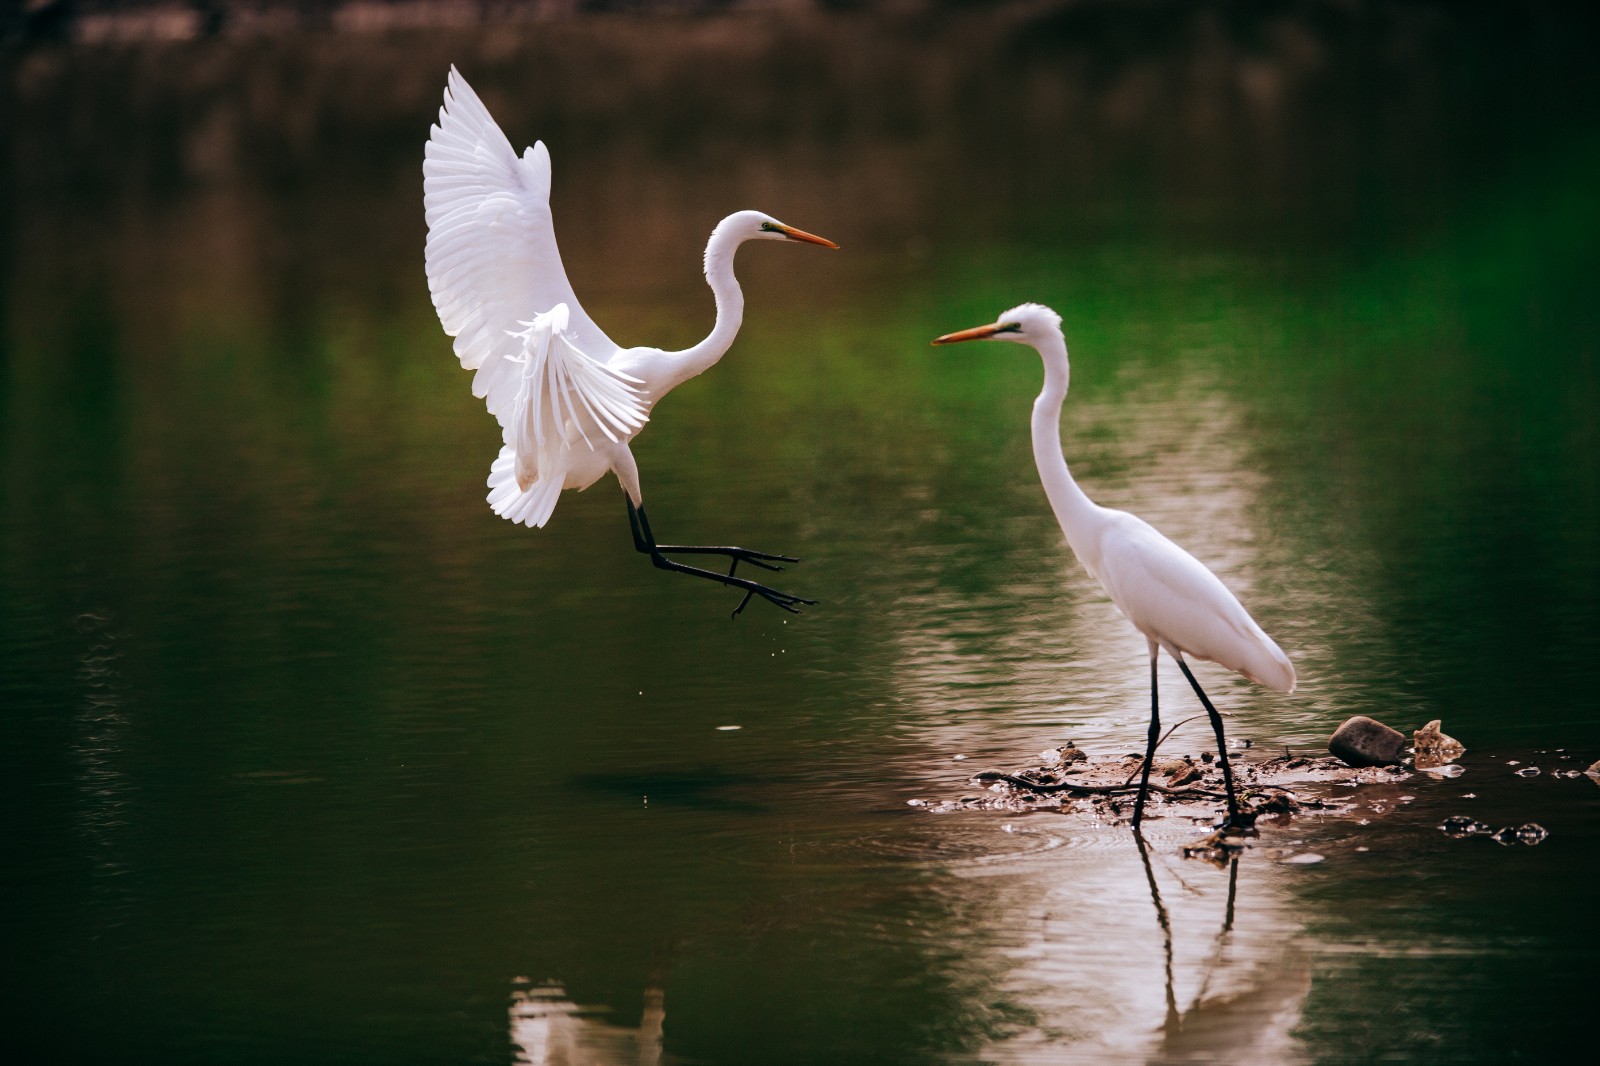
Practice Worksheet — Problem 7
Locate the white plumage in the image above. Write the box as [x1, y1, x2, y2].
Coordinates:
[422, 68, 836, 614]
[934, 303, 1293, 827]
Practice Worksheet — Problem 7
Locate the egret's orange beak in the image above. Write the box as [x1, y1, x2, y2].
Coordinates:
[932, 323, 1004, 345]
[775, 224, 839, 249]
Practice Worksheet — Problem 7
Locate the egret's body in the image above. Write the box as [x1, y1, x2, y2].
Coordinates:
[934, 304, 1293, 827]
[424, 68, 835, 614]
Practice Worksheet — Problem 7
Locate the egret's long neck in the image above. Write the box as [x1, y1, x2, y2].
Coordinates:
[1030, 332, 1102, 560]
[662, 223, 745, 390]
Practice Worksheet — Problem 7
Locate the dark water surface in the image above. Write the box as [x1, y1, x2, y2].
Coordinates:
[5, 6, 1599, 1064]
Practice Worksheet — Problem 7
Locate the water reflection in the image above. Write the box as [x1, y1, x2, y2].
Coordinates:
[1138, 837, 1311, 1066]
[941, 823, 1312, 1064]
[71, 607, 136, 912]
[510, 981, 665, 1066]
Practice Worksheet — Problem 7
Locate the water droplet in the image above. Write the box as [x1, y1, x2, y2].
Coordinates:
[1489, 826, 1519, 846]
[952, 754, 967, 762]
[716, 725, 741, 731]
[1229, 738, 1252, 749]
[906, 799, 926, 808]
[1461, 792, 1477, 799]
[1002, 824, 1015, 833]
[1440, 816, 1491, 838]
[1355, 846, 1370, 852]
[1507, 760, 1521, 766]
[1283, 853, 1324, 864]
[1516, 767, 1541, 777]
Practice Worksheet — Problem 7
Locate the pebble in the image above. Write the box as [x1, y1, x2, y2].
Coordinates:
[1328, 715, 1408, 767]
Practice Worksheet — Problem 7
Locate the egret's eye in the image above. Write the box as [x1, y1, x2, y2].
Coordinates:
[996, 322, 1023, 334]
[759, 222, 780, 233]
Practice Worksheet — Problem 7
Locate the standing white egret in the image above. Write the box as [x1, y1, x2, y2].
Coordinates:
[933, 304, 1294, 828]
[424, 67, 837, 615]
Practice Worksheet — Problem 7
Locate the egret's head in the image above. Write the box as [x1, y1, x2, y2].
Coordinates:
[932, 303, 1063, 347]
[723, 210, 839, 249]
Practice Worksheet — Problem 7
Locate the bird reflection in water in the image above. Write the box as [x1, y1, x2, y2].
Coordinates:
[509, 980, 664, 1066]
[1135, 833, 1311, 1065]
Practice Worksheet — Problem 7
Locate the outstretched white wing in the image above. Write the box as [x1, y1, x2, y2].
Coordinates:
[424, 66, 620, 427]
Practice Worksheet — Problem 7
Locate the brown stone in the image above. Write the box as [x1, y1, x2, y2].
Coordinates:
[1328, 715, 1407, 768]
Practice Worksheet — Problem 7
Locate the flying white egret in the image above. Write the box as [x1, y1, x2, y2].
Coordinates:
[423, 67, 837, 615]
[933, 304, 1294, 828]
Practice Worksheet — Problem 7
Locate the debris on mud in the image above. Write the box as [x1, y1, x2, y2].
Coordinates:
[910, 743, 1395, 821]
[909, 725, 1590, 857]
[1413, 719, 1467, 769]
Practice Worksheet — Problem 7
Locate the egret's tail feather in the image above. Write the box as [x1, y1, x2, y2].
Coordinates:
[1245, 637, 1297, 694]
[487, 446, 563, 528]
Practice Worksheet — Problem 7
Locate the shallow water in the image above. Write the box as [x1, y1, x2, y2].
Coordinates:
[4, 7, 1599, 1064]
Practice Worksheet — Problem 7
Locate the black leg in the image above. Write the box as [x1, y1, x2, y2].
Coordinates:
[626, 495, 816, 617]
[1176, 658, 1243, 826]
[1132, 651, 1161, 829]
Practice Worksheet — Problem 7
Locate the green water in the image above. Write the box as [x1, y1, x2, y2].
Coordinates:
[4, 7, 1598, 1064]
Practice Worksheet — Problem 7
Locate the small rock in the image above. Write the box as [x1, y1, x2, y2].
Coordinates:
[1037, 744, 1087, 767]
[1328, 716, 1408, 768]
[1412, 719, 1466, 769]
[1166, 763, 1204, 788]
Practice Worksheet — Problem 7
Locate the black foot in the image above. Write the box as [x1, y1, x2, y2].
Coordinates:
[731, 585, 819, 618]
[653, 544, 799, 577]
[627, 497, 815, 618]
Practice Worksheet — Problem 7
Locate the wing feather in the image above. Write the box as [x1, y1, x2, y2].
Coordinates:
[1095, 514, 1295, 691]
[424, 66, 620, 436]
[482, 305, 647, 528]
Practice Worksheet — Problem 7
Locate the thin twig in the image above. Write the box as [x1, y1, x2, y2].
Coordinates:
[1120, 711, 1233, 787]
